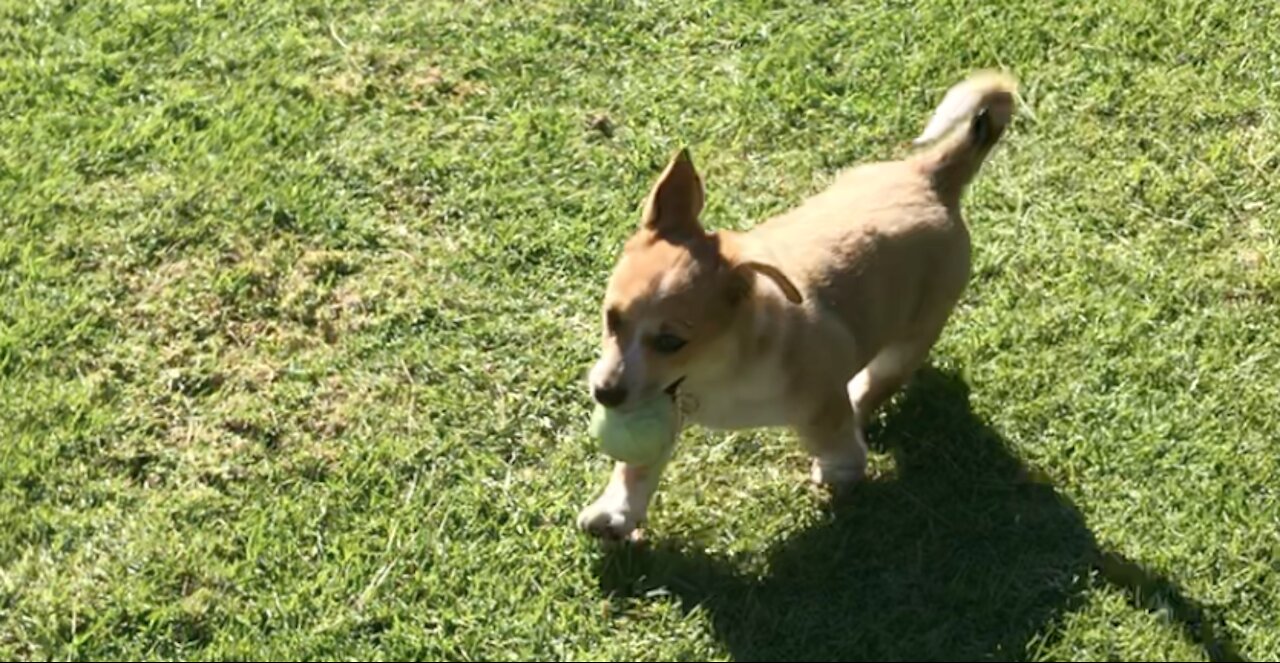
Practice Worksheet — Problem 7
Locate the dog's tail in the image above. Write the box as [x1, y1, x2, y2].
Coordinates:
[912, 70, 1018, 195]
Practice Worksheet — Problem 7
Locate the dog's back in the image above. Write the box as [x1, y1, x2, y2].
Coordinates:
[744, 71, 1018, 369]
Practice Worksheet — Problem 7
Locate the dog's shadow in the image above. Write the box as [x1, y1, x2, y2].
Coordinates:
[596, 367, 1245, 662]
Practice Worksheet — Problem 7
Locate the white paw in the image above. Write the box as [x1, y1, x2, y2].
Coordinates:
[577, 497, 641, 541]
[811, 457, 867, 487]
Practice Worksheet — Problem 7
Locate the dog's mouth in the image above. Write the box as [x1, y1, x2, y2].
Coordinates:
[664, 377, 685, 399]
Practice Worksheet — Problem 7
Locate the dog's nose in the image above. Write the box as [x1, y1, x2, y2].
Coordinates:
[592, 384, 628, 408]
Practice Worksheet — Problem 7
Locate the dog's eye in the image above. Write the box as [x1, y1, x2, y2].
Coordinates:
[650, 333, 687, 354]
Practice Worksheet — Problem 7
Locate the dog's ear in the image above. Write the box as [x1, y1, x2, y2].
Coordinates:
[741, 261, 802, 304]
[641, 148, 705, 238]
[719, 234, 803, 305]
[728, 260, 802, 305]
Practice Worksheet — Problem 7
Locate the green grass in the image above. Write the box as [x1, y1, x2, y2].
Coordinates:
[2, 0, 1278, 659]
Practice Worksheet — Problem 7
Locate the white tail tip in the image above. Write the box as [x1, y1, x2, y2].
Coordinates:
[912, 71, 1018, 146]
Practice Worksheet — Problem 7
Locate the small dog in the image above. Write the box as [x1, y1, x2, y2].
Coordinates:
[579, 71, 1017, 539]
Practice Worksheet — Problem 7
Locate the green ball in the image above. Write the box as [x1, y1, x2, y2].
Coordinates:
[590, 398, 677, 464]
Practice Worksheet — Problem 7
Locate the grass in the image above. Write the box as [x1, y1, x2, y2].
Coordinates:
[1, 0, 1277, 659]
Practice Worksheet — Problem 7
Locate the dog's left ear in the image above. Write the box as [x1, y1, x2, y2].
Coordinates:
[730, 260, 803, 305]
[641, 148, 705, 238]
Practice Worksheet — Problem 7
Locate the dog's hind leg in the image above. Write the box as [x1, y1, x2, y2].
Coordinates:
[805, 335, 939, 487]
[847, 332, 940, 433]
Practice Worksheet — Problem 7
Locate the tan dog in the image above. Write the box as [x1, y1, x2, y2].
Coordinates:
[579, 71, 1018, 539]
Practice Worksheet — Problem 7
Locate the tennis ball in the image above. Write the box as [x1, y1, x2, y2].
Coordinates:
[590, 397, 677, 465]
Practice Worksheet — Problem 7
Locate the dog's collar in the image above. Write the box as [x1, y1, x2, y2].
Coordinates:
[665, 376, 699, 418]
[675, 392, 699, 418]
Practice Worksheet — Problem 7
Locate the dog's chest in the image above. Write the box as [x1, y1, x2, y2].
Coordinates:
[682, 362, 797, 431]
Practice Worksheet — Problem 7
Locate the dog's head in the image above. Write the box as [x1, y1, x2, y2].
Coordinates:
[588, 149, 801, 410]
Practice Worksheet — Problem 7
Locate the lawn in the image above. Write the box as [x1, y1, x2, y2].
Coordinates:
[2, 0, 1278, 660]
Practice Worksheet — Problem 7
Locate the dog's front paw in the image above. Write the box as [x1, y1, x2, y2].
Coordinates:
[577, 498, 641, 541]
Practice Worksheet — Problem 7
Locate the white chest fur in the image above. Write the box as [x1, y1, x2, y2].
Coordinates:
[681, 356, 798, 431]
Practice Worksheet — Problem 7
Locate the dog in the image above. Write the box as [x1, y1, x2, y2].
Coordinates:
[579, 71, 1018, 540]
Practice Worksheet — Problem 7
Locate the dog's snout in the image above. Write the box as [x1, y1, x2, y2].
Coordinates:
[592, 384, 628, 408]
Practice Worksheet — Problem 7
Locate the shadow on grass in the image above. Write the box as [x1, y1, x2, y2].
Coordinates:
[596, 367, 1245, 662]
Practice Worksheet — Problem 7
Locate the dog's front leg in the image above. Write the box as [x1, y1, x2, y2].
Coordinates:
[577, 450, 672, 540]
[799, 396, 868, 487]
